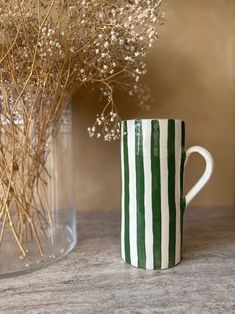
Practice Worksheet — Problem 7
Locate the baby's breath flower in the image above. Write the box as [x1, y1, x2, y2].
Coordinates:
[0, 0, 164, 141]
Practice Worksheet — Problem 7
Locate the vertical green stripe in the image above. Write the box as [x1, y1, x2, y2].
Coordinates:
[180, 121, 186, 256]
[180, 121, 185, 199]
[168, 120, 176, 267]
[123, 121, 130, 264]
[135, 120, 146, 268]
[151, 120, 161, 269]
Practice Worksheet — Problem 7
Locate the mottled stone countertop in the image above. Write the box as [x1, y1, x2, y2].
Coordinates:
[0, 208, 234, 314]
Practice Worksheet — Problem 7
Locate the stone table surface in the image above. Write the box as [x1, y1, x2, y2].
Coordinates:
[0, 207, 234, 314]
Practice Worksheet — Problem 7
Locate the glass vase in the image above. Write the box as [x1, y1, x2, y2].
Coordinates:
[0, 98, 76, 278]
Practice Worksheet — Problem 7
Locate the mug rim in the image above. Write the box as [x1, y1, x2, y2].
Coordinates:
[121, 118, 185, 123]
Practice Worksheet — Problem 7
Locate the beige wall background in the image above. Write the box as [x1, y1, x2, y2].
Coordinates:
[72, 0, 235, 212]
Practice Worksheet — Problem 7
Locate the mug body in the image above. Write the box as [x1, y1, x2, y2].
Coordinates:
[121, 119, 186, 270]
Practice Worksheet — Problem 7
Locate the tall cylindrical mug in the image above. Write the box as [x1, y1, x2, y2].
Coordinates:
[121, 119, 214, 270]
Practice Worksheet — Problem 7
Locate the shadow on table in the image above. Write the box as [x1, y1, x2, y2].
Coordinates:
[77, 207, 235, 261]
[182, 207, 235, 260]
[77, 210, 120, 242]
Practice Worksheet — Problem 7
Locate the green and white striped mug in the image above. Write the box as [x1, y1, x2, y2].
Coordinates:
[121, 119, 214, 270]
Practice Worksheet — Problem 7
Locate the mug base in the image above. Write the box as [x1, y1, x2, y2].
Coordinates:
[122, 257, 182, 270]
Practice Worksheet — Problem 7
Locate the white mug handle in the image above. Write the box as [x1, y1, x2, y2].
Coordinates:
[185, 146, 214, 207]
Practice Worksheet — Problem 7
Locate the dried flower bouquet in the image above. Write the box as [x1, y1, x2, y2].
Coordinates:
[0, 0, 164, 257]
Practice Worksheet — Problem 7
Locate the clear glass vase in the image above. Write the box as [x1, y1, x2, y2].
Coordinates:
[0, 98, 76, 278]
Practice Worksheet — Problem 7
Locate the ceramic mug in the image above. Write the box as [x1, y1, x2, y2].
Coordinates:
[120, 119, 214, 270]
